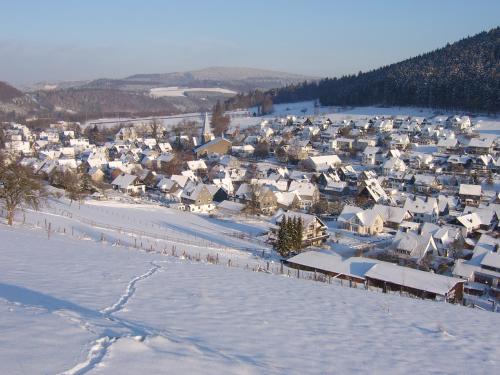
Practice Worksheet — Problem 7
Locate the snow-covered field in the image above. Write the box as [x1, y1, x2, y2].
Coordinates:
[233, 101, 500, 131]
[1, 198, 500, 374]
[82, 112, 207, 130]
[474, 118, 500, 135]
[82, 100, 499, 134]
[251, 101, 447, 119]
[150, 86, 237, 98]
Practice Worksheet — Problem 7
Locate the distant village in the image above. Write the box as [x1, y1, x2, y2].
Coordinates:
[1, 109, 499, 310]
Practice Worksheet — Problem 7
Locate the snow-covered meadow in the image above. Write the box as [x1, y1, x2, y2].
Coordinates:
[1, 198, 500, 374]
[81, 101, 500, 137]
[150, 86, 237, 98]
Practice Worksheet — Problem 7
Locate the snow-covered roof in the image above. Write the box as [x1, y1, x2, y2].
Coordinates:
[216, 200, 245, 213]
[286, 252, 369, 280]
[383, 157, 406, 171]
[372, 204, 409, 224]
[288, 181, 317, 198]
[111, 173, 139, 189]
[307, 154, 341, 171]
[480, 252, 500, 270]
[187, 160, 207, 171]
[363, 146, 380, 155]
[338, 205, 363, 223]
[413, 174, 437, 186]
[393, 231, 436, 259]
[456, 213, 482, 229]
[181, 183, 210, 201]
[468, 137, 494, 148]
[275, 191, 300, 207]
[403, 196, 438, 215]
[365, 262, 463, 296]
[157, 177, 179, 191]
[459, 184, 481, 196]
[275, 212, 324, 228]
[194, 137, 231, 153]
[355, 209, 382, 227]
[437, 138, 457, 148]
[362, 179, 388, 203]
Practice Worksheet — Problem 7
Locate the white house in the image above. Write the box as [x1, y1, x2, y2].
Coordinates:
[111, 173, 146, 194]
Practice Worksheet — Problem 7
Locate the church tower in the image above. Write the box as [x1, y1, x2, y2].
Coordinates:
[202, 112, 214, 143]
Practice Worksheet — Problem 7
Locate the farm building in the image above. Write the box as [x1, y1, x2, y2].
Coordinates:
[285, 252, 464, 302]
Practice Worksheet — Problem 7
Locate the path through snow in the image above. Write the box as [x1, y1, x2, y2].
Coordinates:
[60, 262, 162, 375]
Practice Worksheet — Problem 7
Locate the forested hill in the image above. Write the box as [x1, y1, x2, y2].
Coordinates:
[269, 27, 499, 113]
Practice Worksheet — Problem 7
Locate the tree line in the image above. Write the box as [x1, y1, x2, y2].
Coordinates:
[229, 27, 500, 113]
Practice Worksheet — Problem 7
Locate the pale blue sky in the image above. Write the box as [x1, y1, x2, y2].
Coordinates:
[1, 0, 498, 85]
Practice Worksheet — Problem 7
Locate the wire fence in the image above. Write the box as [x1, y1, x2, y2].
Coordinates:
[2, 206, 497, 313]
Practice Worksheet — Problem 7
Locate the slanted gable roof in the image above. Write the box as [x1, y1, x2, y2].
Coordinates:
[365, 262, 463, 296]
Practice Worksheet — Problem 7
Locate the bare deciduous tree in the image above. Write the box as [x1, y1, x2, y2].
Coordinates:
[0, 161, 46, 225]
[149, 117, 162, 141]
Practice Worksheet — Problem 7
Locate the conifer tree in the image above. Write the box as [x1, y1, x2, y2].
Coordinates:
[291, 216, 298, 249]
[296, 217, 303, 250]
[276, 218, 287, 257]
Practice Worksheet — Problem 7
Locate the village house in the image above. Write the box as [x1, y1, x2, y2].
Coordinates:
[194, 137, 232, 158]
[358, 178, 389, 205]
[373, 119, 394, 132]
[392, 230, 438, 260]
[459, 184, 482, 207]
[288, 181, 320, 210]
[403, 196, 439, 223]
[466, 136, 495, 155]
[390, 134, 410, 149]
[383, 157, 407, 176]
[273, 212, 329, 247]
[334, 137, 355, 151]
[88, 167, 105, 183]
[338, 205, 384, 236]
[448, 115, 472, 131]
[180, 183, 215, 213]
[254, 186, 279, 214]
[437, 137, 458, 153]
[111, 173, 145, 195]
[235, 183, 278, 214]
[372, 204, 412, 229]
[411, 174, 440, 194]
[303, 154, 342, 172]
[453, 234, 500, 297]
[362, 146, 381, 165]
[420, 223, 465, 257]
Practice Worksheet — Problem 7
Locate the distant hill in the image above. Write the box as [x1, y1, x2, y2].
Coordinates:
[0, 81, 23, 101]
[0, 81, 41, 119]
[31, 88, 215, 118]
[74, 66, 315, 92]
[5, 67, 314, 120]
[24, 67, 314, 93]
[268, 27, 499, 113]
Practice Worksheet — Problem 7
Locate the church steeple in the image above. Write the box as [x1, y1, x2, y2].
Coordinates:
[202, 112, 214, 143]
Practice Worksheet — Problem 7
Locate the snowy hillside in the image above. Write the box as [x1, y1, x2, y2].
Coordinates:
[0, 200, 499, 374]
